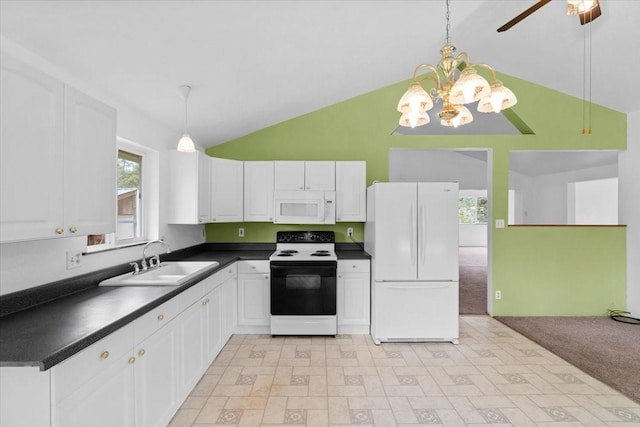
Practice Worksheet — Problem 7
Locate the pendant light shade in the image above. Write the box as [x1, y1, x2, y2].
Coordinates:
[177, 85, 196, 153]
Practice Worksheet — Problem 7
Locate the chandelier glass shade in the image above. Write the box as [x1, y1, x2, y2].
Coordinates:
[397, 1, 517, 129]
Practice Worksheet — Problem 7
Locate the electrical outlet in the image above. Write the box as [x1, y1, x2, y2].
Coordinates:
[66, 251, 82, 270]
[495, 219, 505, 228]
[495, 290, 502, 300]
[347, 227, 353, 237]
[238, 227, 245, 237]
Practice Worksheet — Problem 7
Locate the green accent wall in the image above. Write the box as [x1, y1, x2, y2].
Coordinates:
[206, 71, 627, 316]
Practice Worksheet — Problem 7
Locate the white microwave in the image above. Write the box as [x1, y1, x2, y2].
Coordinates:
[273, 191, 336, 224]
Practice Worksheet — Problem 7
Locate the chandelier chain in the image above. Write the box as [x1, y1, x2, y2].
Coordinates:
[445, 0, 451, 45]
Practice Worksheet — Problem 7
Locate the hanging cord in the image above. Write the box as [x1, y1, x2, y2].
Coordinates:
[608, 309, 640, 325]
[582, 21, 593, 134]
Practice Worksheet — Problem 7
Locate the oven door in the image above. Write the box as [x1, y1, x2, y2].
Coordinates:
[270, 261, 337, 315]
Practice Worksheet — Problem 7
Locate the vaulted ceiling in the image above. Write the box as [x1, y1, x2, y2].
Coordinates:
[1, 1, 638, 147]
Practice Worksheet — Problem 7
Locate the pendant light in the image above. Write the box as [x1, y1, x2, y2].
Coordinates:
[177, 85, 195, 153]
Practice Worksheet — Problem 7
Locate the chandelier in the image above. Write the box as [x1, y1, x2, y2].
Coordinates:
[397, 0, 517, 128]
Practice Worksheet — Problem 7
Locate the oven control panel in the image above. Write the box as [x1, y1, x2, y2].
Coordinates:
[276, 231, 335, 243]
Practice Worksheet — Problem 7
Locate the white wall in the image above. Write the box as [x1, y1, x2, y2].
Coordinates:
[509, 163, 618, 224]
[619, 110, 640, 317]
[0, 38, 205, 295]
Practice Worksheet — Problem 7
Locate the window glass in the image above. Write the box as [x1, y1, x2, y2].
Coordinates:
[459, 196, 488, 225]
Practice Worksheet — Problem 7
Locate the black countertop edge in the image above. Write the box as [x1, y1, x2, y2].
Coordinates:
[0, 243, 370, 370]
[0, 243, 369, 317]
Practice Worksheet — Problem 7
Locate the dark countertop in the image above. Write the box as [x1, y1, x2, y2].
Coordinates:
[0, 243, 369, 370]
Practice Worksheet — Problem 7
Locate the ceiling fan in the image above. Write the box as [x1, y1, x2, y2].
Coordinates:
[497, 0, 602, 32]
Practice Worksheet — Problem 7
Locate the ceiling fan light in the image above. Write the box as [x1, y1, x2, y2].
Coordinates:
[399, 111, 430, 128]
[177, 133, 196, 153]
[567, 0, 597, 15]
[449, 67, 491, 104]
[397, 82, 434, 113]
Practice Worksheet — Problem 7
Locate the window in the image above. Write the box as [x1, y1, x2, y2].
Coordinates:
[459, 196, 488, 224]
[87, 138, 158, 252]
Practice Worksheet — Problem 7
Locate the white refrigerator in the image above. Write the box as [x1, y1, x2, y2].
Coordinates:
[364, 182, 459, 344]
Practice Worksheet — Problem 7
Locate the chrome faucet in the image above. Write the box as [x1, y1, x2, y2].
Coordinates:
[140, 239, 172, 271]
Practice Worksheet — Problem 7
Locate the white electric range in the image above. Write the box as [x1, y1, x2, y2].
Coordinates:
[269, 231, 337, 336]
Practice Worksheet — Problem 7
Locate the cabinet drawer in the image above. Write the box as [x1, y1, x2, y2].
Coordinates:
[51, 323, 134, 404]
[237, 260, 269, 274]
[133, 297, 179, 344]
[338, 260, 370, 273]
[203, 265, 236, 294]
[177, 281, 204, 312]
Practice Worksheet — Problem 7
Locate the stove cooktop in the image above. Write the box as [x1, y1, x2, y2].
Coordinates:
[270, 231, 337, 261]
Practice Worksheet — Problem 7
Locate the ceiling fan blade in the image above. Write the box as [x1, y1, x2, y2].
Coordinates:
[579, 0, 602, 25]
[497, 0, 553, 32]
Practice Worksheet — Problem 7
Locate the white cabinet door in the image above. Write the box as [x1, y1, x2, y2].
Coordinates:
[337, 260, 370, 334]
[237, 261, 270, 332]
[168, 150, 211, 224]
[211, 157, 243, 222]
[335, 161, 366, 222]
[53, 353, 135, 427]
[202, 285, 223, 365]
[1, 55, 65, 242]
[244, 161, 274, 222]
[274, 161, 305, 190]
[222, 273, 238, 342]
[305, 161, 335, 191]
[64, 86, 117, 237]
[134, 321, 180, 427]
[178, 299, 205, 397]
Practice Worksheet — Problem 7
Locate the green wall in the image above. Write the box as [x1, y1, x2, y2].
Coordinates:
[206, 71, 627, 316]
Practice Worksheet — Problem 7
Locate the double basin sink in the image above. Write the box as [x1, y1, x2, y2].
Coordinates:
[99, 261, 219, 287]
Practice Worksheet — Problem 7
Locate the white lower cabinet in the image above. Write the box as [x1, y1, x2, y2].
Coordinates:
[134, 318, 180, 427]
[237, 260, 270, 333]
[337, 260, 371, 334]
[51, 324, 136, 427]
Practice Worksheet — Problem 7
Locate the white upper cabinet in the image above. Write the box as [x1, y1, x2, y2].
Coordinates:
[210, 157, 243, 222]
[244, 161, 274, 222]
[305, 161, 335, 191]
[63, 86, 117, 237]
[167, 150, 211, 224]
[335, 161, 366, 222]
[274, 161, 335, 191]
[274, 161, 305, 191]
[1, 54, 116, 242]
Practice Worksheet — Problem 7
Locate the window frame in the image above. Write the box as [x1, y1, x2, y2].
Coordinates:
[86, 137, 159, 253]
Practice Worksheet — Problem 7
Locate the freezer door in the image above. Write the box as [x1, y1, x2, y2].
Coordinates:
[372, 281, 458, 342]
[417, 182, 459, 281]
[370, 183, 417, 281]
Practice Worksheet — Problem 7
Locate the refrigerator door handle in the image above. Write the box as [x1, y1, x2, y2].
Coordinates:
[419, 203, 425, 266]
[410, 202, 416, 267]
[383, 283, 451, 290]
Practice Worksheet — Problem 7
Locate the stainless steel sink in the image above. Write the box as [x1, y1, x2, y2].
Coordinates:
[99, 261, 219, 286]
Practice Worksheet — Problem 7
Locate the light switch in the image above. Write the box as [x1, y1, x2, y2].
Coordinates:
[495, 219, 505, 228]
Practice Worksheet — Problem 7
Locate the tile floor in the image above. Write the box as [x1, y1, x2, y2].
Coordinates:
[169, 316, 640, 426]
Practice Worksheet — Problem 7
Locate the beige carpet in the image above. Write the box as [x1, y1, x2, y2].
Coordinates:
[496, 316, 640, 404]
[459, 247, 487, 315]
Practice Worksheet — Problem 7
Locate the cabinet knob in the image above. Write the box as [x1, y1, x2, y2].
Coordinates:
[338, 275, 342, 278]
[265, 275, 269, 279]
[252, 266, 256, 269]
[157, 314, 164, 321]
[55, 227, 64, 235]
[352, 265, 357, 268]
[100, 351, 109, 359]
[138, 349, 146, 357]
[69, 226, 78, 233]
[128, 356, 136, 364]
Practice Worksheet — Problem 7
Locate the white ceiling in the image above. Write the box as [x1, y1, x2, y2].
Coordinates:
[1, 0, 638, 148]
